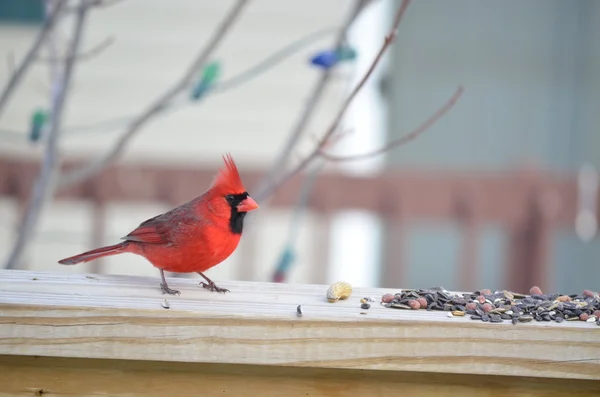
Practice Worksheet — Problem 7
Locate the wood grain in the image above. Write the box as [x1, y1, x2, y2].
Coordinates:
[1, 356, 599, 397]
[0, 269, 599, 382]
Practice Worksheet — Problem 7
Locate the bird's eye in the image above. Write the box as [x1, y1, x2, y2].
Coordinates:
[225, 194, 235, 204]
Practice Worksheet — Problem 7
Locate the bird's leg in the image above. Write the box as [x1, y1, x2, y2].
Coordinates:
[197, 272, 230, 293]
[159, 269, 180, 295]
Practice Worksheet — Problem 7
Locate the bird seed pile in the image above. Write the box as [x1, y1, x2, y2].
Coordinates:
[380, 285, 600, 326]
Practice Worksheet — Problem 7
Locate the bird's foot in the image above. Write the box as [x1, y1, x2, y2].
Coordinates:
[200, 281, 230, 293]
[160, 282, 181, 295]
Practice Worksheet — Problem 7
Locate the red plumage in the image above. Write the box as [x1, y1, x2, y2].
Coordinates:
[58, 153, 259, 295]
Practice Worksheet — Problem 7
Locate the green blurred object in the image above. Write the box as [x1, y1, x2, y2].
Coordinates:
[191, 61, 221, 100]
[202, 61, 221, 84]
[335, 46, 357, 61]
[29, 108, 48, 142]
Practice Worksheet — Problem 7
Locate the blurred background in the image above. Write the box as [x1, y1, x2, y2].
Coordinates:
[1, 0, 599, 294]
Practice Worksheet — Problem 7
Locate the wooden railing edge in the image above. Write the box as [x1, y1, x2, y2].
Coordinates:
[0, 269, 598, 382]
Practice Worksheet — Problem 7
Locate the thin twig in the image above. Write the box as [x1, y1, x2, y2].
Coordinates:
[36, 36, 114, 63]
[255, 0, 412, 201]
[319, 86, 464, 161]
[253, 0, 371, 200]
[58, 0, 249, 188]
[0, 0, 66, 122]
[213, 26, 339, 93]
[4, 1, 90, 269]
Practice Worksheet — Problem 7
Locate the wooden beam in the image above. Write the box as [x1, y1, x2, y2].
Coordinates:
[0, 157, 582, 225]
[0, 269, 598, 383]
[2, 355, 599, 397]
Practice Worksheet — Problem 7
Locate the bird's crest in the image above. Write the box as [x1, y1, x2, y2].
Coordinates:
[210, 153, 246, 194]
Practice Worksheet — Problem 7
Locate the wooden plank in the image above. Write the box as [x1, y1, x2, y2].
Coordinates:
[0, 269, 598, 381]
[1, 355, 600, 397]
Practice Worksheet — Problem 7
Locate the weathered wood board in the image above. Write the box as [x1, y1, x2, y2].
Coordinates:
[0, 269, 598, 396]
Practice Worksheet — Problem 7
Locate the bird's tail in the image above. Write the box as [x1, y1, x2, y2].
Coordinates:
[58, 241, 130, 265]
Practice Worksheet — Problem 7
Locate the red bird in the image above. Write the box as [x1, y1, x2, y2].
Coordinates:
[58, 153, 259, 295]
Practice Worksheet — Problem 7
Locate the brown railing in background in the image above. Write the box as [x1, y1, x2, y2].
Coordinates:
[0, 156, 593, 294]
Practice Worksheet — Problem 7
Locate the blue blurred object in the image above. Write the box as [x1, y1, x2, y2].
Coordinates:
[310, 50, 339, 69]
[191, 80, 212, 100]
[310, 46, 357, 69]
[29, 109, 47, 142]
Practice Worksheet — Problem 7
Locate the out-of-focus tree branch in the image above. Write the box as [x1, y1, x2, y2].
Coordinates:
[4, 1, 91, 269]
[255, 0, 414, 200]
[36, 36, 114, 63]
[0, 0, 66, 122]
[256, 0, 464, 202]
[253, 0, 372, 200]
[319, 86, 464, 161]
[57, 0, 250, 188]
[25, 26, 339, 138]
[0, 25, 342, 141]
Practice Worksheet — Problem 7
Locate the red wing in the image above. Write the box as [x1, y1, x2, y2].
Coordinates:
[122, 224, 168, 244]
[121, 207, 199, 245]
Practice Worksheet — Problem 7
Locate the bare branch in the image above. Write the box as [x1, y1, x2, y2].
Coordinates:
[58, 0, 249, 188]
[36, 36, 114, 63]
[255, 0, 413, 201]
[213, 26, 339, 94]
[0, 25, 339, 139]
[319, 86, 464, 161]
[253, 0, 372, 200]
[0, 0, 66, 122]
[4, 1, 90, 269]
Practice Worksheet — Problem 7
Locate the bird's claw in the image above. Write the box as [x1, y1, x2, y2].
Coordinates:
[160, 283, 181, 295]
[200, 281, 230, 293]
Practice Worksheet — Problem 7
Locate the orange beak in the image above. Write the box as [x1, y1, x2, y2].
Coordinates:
[237, 196, 259, 212]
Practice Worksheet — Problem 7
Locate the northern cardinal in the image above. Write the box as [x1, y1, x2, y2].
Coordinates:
[58, 153, 259, 295]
